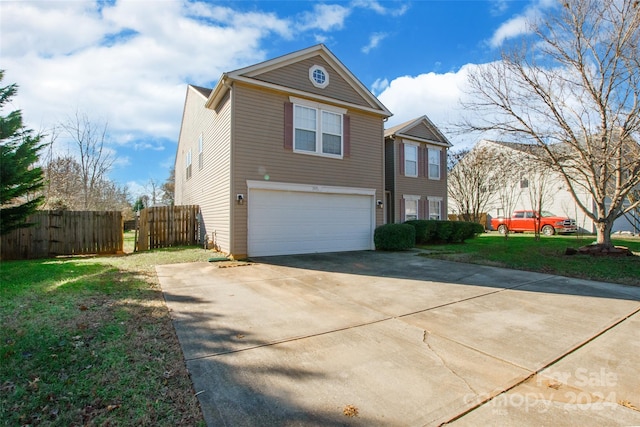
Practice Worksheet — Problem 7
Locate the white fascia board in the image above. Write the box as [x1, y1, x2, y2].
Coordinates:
[397, 133, 452, 147]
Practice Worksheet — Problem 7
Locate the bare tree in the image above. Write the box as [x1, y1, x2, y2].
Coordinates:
[61, 111, 115, 210]
[448, 147, 496, 225]
[161, 166, 175, 206]
[463, 0, 640, 250]
[145, 178, 161, 207]
[524, 166, 553, 240]
[492, 154, 522, 239]
[43, 156, 84, 210]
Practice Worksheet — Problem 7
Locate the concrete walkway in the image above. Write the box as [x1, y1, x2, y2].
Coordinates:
[156, 251, 640, 426]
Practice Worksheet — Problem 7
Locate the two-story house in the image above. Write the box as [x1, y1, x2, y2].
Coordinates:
[174, 44, 394, 257]
[384, 116, 452, 223]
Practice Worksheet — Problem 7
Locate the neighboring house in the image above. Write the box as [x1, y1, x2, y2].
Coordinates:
[174, 44, 393, 258]
[384, 116, 452, 223]
[455, 139, 640, 234]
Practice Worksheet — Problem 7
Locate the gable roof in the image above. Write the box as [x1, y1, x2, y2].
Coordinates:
[190, 85, 212, 99]
[205, 44, 392, 117]
[385, 115, 452, 147]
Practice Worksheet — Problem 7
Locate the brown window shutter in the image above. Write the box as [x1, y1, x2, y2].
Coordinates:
[418, 146, 425, 177]
[419, 199, 425, 219]
[398, 142, 405, 175]
[400, 198, 405, 222]
[284, 102, 293, 150]
[343, 114, 350, 157]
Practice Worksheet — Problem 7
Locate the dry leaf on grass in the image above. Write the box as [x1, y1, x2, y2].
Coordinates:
[343, 404, 358, 417]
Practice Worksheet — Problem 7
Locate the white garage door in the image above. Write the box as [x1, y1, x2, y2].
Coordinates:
[248, 184, 375, 257]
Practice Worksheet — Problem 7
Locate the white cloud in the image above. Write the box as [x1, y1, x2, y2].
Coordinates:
[376, 65, 481, 148]
[126, 181, 147, 200]
[1, 0, 290, 149]
[299, 4, 351, 31]
[362, 32, 387, 54]
[488, 0, 559, 48]
[490, 0, 509, 16]
[489, 15, 532, 48]
[352, 0, 409, 17]
[370, 78, 389, 95]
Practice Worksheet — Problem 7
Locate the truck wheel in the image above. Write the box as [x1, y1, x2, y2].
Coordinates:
[497, 224, 508, 234]
[541, 225, 555, 236]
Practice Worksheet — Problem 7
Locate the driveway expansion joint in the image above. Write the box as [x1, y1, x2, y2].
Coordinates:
[440, 304, 640, 425]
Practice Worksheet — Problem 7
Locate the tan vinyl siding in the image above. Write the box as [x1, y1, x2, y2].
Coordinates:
[394, 138, 448, 221]
[230, 83, 384, 256]
[403, 122, 441, 142]
[175, 86, 232, 253]
[252, 56, 371, 108]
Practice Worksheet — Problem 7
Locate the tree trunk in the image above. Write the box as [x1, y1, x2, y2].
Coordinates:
[594, 220, 613, 249]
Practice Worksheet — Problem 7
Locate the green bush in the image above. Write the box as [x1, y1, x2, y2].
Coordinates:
[374, 223, 415, 251]
[435, 220, 453, 242]
[404, 220, 484, 244]
[404, 220, 437, 244]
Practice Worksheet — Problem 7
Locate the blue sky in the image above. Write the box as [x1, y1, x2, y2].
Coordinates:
[1, 0, 554, 199]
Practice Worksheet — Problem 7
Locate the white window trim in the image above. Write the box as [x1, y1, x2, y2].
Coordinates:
[403, 194, 420, 221]
[428, 196, 443, 220]
[290, 96, 346, 159]
[428, 147, 441, 180]
[290, 97, 347, 114]
[404, 143, 419, 178]
[309, 65, 329, 88]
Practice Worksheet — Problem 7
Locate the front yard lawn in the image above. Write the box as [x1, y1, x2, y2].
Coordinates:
[0, 246, 215, 426]
[418, 233, 640, 286]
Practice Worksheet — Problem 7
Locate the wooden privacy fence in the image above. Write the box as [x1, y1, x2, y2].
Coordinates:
[1, 210, 123, 260]
[136, 205, 201, 251]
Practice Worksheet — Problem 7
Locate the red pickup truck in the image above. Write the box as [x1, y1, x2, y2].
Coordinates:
[491, 210, 578, 236]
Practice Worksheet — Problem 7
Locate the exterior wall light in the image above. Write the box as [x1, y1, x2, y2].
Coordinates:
[237, 194, 244, 205]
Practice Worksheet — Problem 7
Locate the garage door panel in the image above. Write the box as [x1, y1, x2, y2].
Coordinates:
[248, 188, 374, 256]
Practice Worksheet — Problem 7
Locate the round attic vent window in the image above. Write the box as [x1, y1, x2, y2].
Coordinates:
[309, 65, 329, 88]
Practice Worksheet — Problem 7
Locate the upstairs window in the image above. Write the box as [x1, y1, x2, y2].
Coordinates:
[293, 102, 343, 158]
[428, 148, 441, 180]
[404, 144, 418, 177]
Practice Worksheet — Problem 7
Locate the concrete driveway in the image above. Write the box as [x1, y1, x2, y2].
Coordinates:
[156, 250, 640, 426]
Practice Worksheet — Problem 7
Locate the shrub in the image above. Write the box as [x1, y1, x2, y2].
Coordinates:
[374, 223, 415, 251]
[435, 220, 454, 242]
[404, 220, 437, 244]
[404, 220, 485, 244]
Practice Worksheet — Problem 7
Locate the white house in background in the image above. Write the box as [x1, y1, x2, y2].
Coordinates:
[452, 139, 639, 234]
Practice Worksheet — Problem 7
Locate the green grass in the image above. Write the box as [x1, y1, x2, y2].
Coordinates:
[0, 242, 215, 426]
[418, 233, 640, 286]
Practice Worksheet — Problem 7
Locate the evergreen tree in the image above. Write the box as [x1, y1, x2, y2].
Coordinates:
[132, 196, 146, 212]
[0, 71, 45, 235]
